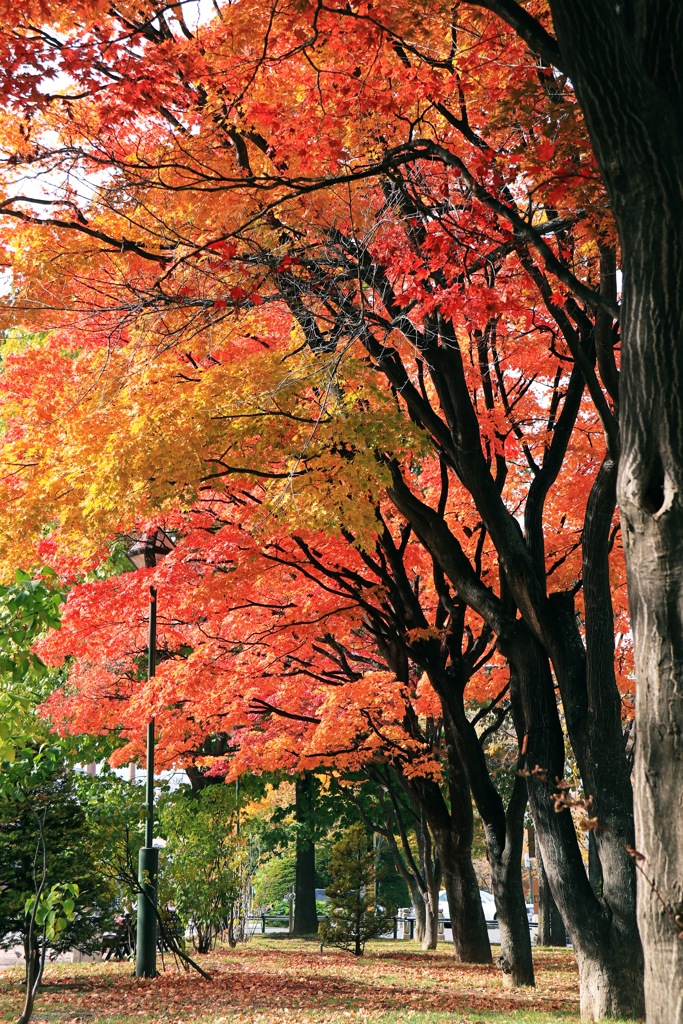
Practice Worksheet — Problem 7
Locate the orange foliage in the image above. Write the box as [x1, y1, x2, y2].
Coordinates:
[0, 0, 632, 777]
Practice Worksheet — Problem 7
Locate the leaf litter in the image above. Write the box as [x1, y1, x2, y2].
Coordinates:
[0, 940, 580, 1024]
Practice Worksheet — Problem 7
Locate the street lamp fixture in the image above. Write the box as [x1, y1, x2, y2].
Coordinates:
[126, 529, 174, 979]
[127, 528, 175, 570]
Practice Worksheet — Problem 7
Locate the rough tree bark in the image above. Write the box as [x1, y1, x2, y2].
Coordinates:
[587, 832, 603, 901]
[484, 773, 533, 988]
[516, 6, 683, 1019]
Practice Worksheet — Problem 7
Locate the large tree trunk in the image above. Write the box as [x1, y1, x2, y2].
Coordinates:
[619, 251, 683, 1024]
[293, 772, 319, 936]
[533, 7, 683, 1019]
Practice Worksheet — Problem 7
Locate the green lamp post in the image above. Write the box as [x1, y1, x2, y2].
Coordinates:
[127, 530, 175, 979]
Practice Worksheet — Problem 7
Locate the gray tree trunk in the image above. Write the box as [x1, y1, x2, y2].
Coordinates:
[440, 848, 491, 962]
[422, 887, 440, 950]
[486, 775, 535, 988]
[412, 890, 426, 946]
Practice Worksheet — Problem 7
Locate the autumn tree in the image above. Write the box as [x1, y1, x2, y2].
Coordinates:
[249, 519, 531, 978]
[34, 511, 499, 962]
[32, 491, 544, 978]
[0, 0, 662, 1017]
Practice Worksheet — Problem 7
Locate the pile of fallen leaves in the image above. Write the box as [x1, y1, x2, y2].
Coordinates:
[0, 939, 580, 1024]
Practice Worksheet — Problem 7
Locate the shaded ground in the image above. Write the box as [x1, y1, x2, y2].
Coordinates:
[0, 938, 586, 1024]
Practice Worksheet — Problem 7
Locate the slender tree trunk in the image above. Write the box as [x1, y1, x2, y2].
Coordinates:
[412, 883, 426, 945]
[410, 774, 490, 963]
[536, 847, 566, 947]
[388, 854, 429, 945]
[486, 774, 535, 988]
[443, 686, 534, 985]
[422, 886, 439, 950]
[18, 935, 42, 1024]
[418, 818, 440, 951]
[366, 770, 440, 949]
[375, 648, 488, 961]
[407, 876, 435, 948]
[506, 624, 643, 1020]
[389, 808, 440, 949]
[407, 837, 440, 951]
[293, 772, 319, 936]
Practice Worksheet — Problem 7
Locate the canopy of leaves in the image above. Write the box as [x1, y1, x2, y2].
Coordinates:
[0, 2, 632, 855]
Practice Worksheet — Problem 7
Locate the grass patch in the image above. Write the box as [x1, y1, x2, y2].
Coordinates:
[0, 939, 587, 1024]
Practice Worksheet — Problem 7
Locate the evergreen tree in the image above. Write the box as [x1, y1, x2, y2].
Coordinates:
[319, 825, 394, 956]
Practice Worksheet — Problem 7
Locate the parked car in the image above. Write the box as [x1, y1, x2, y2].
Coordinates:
[438, 889, 496, 923]
[438, 889, 535, 925]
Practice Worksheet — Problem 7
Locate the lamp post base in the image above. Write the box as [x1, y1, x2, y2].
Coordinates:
[135, 846, 158, 978]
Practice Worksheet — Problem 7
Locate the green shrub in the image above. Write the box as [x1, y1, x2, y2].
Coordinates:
[252, 855, 296, 911]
